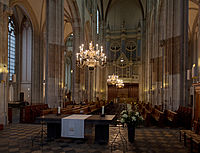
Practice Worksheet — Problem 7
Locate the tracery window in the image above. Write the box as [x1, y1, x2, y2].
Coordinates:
[8, 16, 16, 81]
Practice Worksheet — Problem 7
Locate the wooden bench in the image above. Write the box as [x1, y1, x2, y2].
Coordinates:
[151, 108, 165, 127]
[176, 106, 192, 128]
[164, 109, 178, 127]
[155, 105, 162, 111]
[146, 103, 153, 113]
[180, 121, 200, 152]
[141, 107, 151, 126]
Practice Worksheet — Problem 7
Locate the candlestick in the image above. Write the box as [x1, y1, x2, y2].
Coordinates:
[57, 106, 61, 115]
[101, 106, 105, 117]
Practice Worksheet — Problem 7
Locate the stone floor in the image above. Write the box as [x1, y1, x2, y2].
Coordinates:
[0, 123, 190, 153]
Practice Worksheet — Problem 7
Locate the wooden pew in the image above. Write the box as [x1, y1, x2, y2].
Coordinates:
[164, 109, 178, 127]
[155, 105, 162, 111]
[141, 107, 151, 126]
[180, 120, 200, 152]
[176, 106, 192, 129]
[151, 108, 165, 127]
[20, 104, 49, 123]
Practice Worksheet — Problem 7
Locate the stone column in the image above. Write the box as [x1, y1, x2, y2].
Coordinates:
[45, 0, 64, 108]
[0, 0, 9, 126]
[72, 24, 80, 104]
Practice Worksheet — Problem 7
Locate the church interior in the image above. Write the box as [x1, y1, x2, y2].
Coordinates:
[0, 0, 199, 152]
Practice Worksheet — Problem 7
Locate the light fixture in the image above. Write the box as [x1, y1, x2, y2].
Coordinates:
[107, 74, 119, 85]
[116, 79, 124, 88]
[76, 41, 106, 69]
[0, 64, 8, 73]
[0, 64, 8, 82]
[120, 58, 124, 63]
[107, 74, 124, 88]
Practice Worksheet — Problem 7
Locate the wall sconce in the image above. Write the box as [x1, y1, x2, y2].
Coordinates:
[192, 64, 198, 79]
[0, 64, 8, 82]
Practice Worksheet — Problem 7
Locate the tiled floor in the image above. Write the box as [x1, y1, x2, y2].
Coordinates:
[0, 123, 190, 153]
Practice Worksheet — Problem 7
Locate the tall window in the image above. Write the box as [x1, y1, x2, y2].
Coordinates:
[8, 16, 16, 81]
[97, 9, 99, 34]
[22, 19, 32, 83]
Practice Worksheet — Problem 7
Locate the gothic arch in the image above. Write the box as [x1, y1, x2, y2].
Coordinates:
[10, 0, 39, 35]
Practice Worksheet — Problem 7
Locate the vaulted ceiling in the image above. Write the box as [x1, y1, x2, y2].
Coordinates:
[96, 0, 146, 21]
[10, 0, 146, 40]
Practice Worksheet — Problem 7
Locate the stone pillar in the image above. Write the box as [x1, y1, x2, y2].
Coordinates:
[45, 0, 64, 108]
[0, 0, 9, 125]
[72, 25, 80, 104]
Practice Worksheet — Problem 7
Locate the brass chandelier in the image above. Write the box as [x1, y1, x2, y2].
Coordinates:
[107, 74, 119, 85]
[116, 79, 124, 88]
[76, 41, 107, 69]
[107, 74, 124, 88]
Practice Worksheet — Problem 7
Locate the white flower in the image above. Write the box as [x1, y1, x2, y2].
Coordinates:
[121, 118, 125, 123]
[122, 114, 128, 118]
[132, 116, 136, 121]
[135, 112, 139, 116]
[121, 110, 126, 115]
[140, 116, 144, 120]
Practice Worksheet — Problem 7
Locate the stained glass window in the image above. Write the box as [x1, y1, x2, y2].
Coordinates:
[8, 16, 16, 81]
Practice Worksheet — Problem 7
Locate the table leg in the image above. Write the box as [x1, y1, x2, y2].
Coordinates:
[95, 124, 109, 144]
[47, 123, 61, 139]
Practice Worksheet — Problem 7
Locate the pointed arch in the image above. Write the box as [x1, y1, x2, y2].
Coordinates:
[10, 0, 39, 35]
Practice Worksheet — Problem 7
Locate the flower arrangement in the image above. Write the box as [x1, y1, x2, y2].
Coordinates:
[120, 109, 143, 127]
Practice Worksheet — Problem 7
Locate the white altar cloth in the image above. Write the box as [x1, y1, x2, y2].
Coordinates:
[61, 114, 91, 138]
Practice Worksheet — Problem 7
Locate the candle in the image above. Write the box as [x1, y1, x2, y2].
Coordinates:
[102, 106, 104, 115]
[58, 107, 60, 114]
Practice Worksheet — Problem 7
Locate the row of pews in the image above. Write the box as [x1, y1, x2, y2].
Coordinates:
[20, 101, 109, 123]
[138, 102, 192, 128]
[180, 120, 200, 153]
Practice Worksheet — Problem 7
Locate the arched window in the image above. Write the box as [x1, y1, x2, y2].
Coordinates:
[97, 9, 99, 34]
[8, 16, 16, 81]
[20, 18, 32, 103]
[22, 19, 32, 83]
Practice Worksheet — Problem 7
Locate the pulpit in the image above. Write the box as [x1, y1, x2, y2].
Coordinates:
[193, 83, 200, 120]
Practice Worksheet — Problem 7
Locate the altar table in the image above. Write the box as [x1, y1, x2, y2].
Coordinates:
[36, 114, 115, 143]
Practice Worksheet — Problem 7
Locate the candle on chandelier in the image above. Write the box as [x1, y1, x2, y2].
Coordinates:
[76, 53, 78, 59]
[80, 58, 82, 64]
[101, 46, 103, 52]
